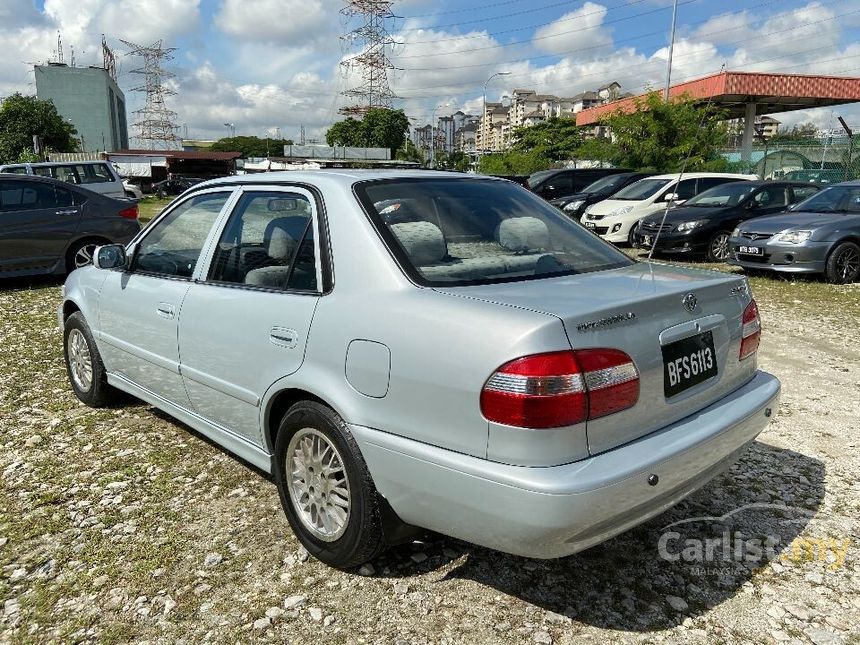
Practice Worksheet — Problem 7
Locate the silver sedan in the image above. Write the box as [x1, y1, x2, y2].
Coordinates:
[59, 170, 780, 567]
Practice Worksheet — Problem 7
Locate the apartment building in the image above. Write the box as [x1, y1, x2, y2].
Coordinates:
[476, 81, 628, 152]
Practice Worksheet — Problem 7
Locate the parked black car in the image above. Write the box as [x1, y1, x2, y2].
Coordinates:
[548, 172, 652, 220]
[0, 173, 141, 278]
[527, 168, 630, 201]
[635, 181, 819, 261]
[152, 176, 203, 199]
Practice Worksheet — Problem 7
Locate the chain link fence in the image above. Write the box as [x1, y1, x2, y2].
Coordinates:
[719, 137, 857, 183]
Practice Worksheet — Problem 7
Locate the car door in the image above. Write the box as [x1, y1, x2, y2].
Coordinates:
[97, 189, 236, 408]
[177, 187, 323, 445]
[0, 179, 80, 272]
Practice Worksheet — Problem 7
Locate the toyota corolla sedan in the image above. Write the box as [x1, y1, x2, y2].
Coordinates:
[59, 171, 780, 568]
[728, 181, 860, 283]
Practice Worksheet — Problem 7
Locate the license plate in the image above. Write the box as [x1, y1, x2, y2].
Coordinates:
[661, 331, 718, 398]
[584, 221, 596, 229]
[738, 245, 762, 255]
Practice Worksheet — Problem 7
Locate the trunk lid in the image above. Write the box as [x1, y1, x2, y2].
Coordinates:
[435, 262, 756, 455]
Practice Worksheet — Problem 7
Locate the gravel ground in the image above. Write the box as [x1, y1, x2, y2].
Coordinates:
[1, 272, 858, 644]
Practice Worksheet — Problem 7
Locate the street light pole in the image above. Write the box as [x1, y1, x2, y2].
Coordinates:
[482, 71, 511, 153]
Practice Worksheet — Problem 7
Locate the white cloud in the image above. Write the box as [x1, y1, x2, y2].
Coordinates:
[214, 0, 332, 46]
[533, 2, 613, 58]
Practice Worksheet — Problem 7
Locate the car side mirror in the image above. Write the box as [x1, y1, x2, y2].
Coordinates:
[663, 192, 678, 202]
[93, 244, 127, 270]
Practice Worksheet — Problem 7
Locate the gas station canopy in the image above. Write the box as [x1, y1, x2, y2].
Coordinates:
[575, 71, 860, 126]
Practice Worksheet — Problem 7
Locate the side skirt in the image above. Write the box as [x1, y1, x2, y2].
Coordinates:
[107, 372, 273, 474]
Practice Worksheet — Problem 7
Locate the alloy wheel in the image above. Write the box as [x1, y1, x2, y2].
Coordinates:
[710, 233, 730, 261]
[67, 329, 93, 391]
[74, 244, 97, 269]
[835, 246, 860, 281]
[286, 428, 351, 542]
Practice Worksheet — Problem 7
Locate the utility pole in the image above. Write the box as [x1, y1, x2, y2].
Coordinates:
[838, 115, 854, 181]
[664, 0, 679, 101]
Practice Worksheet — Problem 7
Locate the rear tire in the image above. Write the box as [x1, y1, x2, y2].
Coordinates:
[273, 401, 386, 568]
[64, 312, 117, 407]
[824, 241, 860, 284]
[706, 231, 731, 262]
[66, 239, 102, 273]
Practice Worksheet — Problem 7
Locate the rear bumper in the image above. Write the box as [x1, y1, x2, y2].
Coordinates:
[352, 370, 780, 559]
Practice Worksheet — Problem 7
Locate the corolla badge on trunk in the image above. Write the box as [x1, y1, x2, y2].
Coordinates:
[682, 293, 698, 313]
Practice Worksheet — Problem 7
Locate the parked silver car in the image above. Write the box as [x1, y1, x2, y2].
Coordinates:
[59, 171, 780, 567]
[728, 181, 860, 283]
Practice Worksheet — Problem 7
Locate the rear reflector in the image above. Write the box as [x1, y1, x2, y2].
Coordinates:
[480, 349, 639, 429]
[118, 205, 139, 220]
[739, 299, 761, 360]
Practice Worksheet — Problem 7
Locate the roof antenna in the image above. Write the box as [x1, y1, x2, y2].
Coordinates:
[57, 31, 64, 64]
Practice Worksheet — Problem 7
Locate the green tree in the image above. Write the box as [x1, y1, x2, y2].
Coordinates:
[768, 122, 818, 143]
[602, 93, 728, 172]
[395, 138, 425, 165]
[0, 93, 78, 163]
[510, 117, 581, 161]
[434, 150, 470, 172]
[325, 108, 410, 156]
[210, 135, 293, 157]
[478, 150, 551, 176]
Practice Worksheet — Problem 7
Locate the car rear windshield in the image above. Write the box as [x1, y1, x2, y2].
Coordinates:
[356, 178, 634, 287]
[581, 173, 629, 194]
[794, 184, 860, 213]
[612, 178, 672, 200]
[685, 182, 758, 206]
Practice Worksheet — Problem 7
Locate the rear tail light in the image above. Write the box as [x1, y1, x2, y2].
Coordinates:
[480, 349, 639, 429]
[739, 299, 761, 360]
[118, 205, 139, 220]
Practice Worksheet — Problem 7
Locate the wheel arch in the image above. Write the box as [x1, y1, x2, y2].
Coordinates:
[63, 234, 113, 272]
[263, 387, 337, 455]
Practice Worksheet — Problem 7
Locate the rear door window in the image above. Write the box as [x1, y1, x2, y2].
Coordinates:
[791, 185, 819, 202]
[52, 165, 80, 184]
[208, 191, 317, 291]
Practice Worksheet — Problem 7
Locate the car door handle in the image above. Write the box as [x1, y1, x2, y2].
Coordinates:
[55, 209, 78, 215]
[270, 326, 298, 349]
[156, 303, 176, 319]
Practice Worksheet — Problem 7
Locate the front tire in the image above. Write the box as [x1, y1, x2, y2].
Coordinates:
[64, 312, 117, 407]
[273, 401, 386, 568]
[706, 230, 731, 262]
[824, 241, 860, 284]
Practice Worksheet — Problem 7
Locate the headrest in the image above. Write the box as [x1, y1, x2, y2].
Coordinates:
[264, 216, 307, 261]
[390, 221, 447, 265]
[498, 217, 549, 252]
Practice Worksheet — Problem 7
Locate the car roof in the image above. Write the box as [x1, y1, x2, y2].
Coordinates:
[197, 169, 502, 190]
[647, 172, 759, 180]
[0, 160, 107, 168]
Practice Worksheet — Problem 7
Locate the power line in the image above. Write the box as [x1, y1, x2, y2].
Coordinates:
[390, 4, 860, 95]
[394, 0, 697, 57]
[398, 0, 650, 43]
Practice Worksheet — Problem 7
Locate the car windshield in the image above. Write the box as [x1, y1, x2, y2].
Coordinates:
[612, 178, 672, 201]
[581, 174, 628, 194]
[794, 185, 860, 213]
[357, 178, 634, 287]
[684, 182, 758, 207]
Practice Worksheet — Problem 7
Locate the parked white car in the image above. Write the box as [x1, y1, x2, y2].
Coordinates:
[582, 173, 758, 245]
[0, 161, 127, 199]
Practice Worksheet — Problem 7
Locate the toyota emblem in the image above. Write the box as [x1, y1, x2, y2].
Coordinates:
[682, 293, 697, 313]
